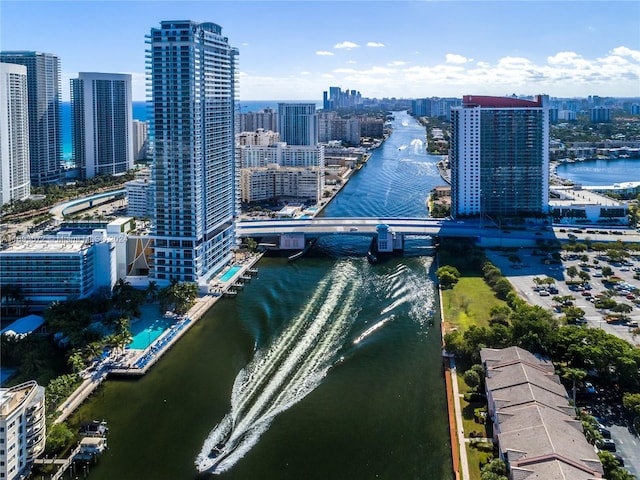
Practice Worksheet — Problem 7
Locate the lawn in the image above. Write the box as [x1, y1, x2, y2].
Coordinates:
[441, 277, 508, 330]
[466, 441, 495, 480]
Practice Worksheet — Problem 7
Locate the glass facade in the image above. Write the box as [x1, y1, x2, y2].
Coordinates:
[70, 73, 133, 179]
[0, 52, 62, 186]
[149, 21, 238, 285]
[451, 96, 549, 218]
[0, 243, 95, 305]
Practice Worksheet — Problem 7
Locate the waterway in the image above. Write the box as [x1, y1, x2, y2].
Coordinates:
[75, 111, 453, 479]
[555, 157, 640, 186]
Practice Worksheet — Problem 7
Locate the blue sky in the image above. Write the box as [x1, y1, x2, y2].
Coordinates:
[2, 1, 639, 101]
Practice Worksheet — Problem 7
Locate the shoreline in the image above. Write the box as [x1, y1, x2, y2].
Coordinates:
[54, 252, 264, 424]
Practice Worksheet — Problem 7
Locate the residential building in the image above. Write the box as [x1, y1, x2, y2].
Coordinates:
[450, 95, 549, 218]
[557, 110, 577, 121]
[0, 381, 46, 480]
[590, 106, 611, 123]
[71, 72, 133, 179]
[132, 119, 149, 160]
[125, 169, 153, 219]
[0, 63, 30, 205]
[239, 143, 325, 204]
[239, 143, 324, 171]
[278, 103, 318, 146]
[148, 20, 238, 286]
[237, 129, 280, 147]
[322, 86, 362, 110]
[0, 230, 116, 309]
[239, 108, 278, 133]
[480, 347, 603, 480]
[0, 51, 62, 186]
[240, 165, 323, 204]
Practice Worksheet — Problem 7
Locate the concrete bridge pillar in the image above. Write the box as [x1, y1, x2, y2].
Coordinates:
[279, 232, 306, 250]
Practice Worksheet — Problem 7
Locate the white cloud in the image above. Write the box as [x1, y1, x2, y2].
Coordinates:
[445, 54, 469, 64]
[388, 61, 406, 66]
[367, 42, 385, 48]
[334, 41, 359, 50]
[316, 51, 334, 56]
[610, 46, 640, 62]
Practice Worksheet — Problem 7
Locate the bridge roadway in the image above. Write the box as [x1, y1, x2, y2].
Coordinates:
[236, 217, 446, 237]
[236, 217, 640, 245]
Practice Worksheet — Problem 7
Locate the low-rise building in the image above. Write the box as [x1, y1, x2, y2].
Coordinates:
[481, 346, 603, 480]
[0, 229, 117, 309]
[0, 381, 46, 480]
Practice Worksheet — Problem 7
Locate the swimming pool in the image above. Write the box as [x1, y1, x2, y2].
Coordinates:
[219, 265, 241, 282]
[128, 317, 173, 350]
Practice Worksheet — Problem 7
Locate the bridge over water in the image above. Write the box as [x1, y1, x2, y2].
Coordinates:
[236, 217, 640, 252]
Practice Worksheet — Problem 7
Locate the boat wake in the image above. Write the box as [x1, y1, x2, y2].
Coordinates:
[195, 262, 360, 474]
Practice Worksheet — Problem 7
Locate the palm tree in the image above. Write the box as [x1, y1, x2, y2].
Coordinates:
[146, 281, 159, 302]
[562, 367, 587, 405]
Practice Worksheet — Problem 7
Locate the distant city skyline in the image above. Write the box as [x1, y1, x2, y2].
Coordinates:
[1, 1, 639, 101]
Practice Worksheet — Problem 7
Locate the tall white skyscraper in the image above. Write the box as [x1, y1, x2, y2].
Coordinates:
[148, 20, 239, 286]
[70, 72, 133, 179]
[0, 51, 62, 186]
[0, 63, 31, 205]
[278, 103, 318, 146]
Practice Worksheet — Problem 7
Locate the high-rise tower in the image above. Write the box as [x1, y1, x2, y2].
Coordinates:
[70, 72, 133, 179]
[0, 63, 31, 205]
[278, 103, 318, 146]
[450, 95, 549, 218]
[148, 20, 239, 286]
[0, 51, 62, 186]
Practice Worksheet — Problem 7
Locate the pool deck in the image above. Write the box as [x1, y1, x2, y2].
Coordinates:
[109, 251, 263, 377]
[53, 252, 264, 423]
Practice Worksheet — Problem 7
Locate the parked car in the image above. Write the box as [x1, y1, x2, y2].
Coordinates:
[596, 439, 616, 452]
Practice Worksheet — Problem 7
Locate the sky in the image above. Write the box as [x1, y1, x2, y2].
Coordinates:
[1, 0, 639, 102]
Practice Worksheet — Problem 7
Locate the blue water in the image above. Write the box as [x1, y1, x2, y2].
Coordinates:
[556, 158, 640, 186]
[61, 101, 148, 162]
[128, 316, 173, 350]
[219, 265, 242, 282]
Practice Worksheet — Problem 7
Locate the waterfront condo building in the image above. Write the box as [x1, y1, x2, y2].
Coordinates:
[70, 72, 134, 179]
[0, 63, 31, 205]
[148, 21, 238, 286]
[0, 381, 46, 480]
[0, 230, 117, 309]
[0, 51, 62, 186]
[278, 103, 318, 146]
[450, 95, 549, 218]
[132, 119, 150, 160]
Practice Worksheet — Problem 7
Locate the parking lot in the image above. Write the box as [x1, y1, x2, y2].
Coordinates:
[486, 248, 640, 347]
[485, 247, 640, 474]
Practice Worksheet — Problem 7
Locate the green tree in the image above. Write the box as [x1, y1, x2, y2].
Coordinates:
[145, 280, 159, 302]
[561, 367, 587, 405]
[480, 458, 507, 480]
[67, 350, 85, 374]
[612, 303, 633, 319]
[578, 271, 591, 283]
[601, 265, 613, 278]
[493, 277, 513, 300]
[566, 266, 578, 281]
[436, 265, 461, 289]
[46, 422, 75, 454]
[463, 369, 481, 390]
[622, 392, 640, 416]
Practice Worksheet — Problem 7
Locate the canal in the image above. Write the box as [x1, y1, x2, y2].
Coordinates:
[76, 110, 454, 479]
